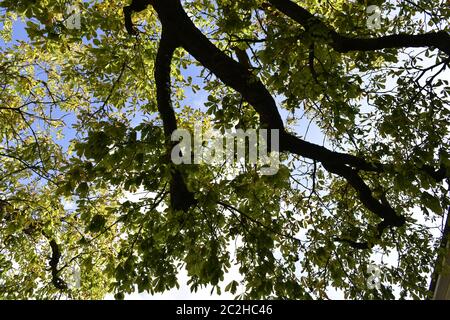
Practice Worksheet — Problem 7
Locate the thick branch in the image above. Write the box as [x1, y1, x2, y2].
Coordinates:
[267, 0, 450, 56]
[154, 27, 196, 212]
[323, 162, 404, 226]
[155, 31, 179, 137]
[335, 32, 450, 55]
[48, 239, 67, 290]
[41, 231, 67, 290]
[123, 0, 152, 35]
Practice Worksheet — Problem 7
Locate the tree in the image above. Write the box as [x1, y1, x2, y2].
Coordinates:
[0, 0, 449, 299]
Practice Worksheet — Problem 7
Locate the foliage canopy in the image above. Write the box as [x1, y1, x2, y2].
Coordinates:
[0, 0, 449, 299]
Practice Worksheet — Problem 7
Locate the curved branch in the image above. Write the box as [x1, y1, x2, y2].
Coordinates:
[323, 162, 404, 226]
[123, 0, 152, 35]
[48, 239, 67, 290]
[154, 27, 196, 212]
[155, 30, 179, 137]
[42, 231, 67, 290]
[267, 0, 450, 56]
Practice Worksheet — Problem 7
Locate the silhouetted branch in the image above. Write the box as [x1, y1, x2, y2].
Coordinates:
[154, 26, 196, 212]
[267, 0, 450, 56]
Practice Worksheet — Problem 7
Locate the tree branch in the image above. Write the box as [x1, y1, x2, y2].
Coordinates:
[267, 0, 450, 56]
[154, 26, 196, 212]
[41, 231, 67, 290]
